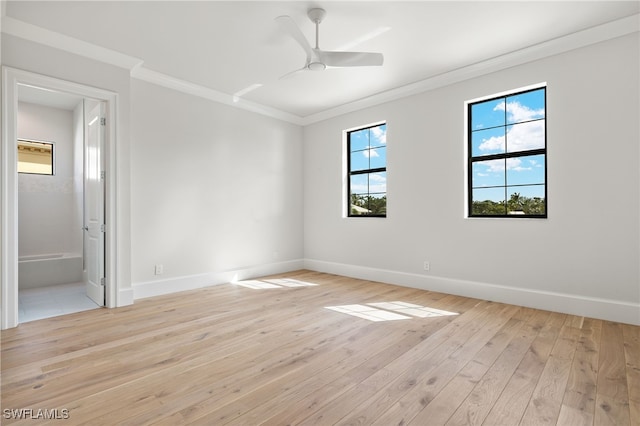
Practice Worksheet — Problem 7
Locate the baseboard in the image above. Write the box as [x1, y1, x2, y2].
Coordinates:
[303, 259, 640, 326]
[132, 259, 305, 300]
[117, 287, 134, 307]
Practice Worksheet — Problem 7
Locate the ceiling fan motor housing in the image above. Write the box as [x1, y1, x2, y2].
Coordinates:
[307, 61, 326, 71]
[307, 8, 326, 24]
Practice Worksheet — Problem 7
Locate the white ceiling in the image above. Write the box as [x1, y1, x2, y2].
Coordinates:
[18, 84, 84, 111]
[4, 1, 639, 121]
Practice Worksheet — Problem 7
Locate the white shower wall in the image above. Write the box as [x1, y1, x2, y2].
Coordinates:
[17, 101, 83, 261]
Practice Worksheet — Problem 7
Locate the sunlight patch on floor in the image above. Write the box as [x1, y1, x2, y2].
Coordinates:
[234, 278, 318, 289]
[325, 301, 459, 322]
[264, 278, 318, 287]
[368, 301, 458, 318]
[234, 280, 282, 289]
[325, 304, 410, 322]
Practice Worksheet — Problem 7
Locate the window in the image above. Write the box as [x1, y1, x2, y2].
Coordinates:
[17, 139, 54, 175]
[467, 86, 546, 217]
[347, 123, 387, 217]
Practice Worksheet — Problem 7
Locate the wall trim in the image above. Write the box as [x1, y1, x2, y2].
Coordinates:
[118, 287, 134, 306]
[303, 259, 640, 326]
[2, 13, 637, 126]
[1, 16, 144, 70]
[130, 66, 305, 125]
[132, 259, 305, 300]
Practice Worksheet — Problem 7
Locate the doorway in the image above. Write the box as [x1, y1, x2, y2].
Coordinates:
[16, 90, 104, 322]
[2, 67, 118, 329]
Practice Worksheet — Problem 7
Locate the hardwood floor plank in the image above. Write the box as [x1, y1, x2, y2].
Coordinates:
[595, 321, 631, 425]
[274, 299, 494, 426]
[405, 309, 548, 426]
[623, 323, 640, 425]
[372, 305, 528, 426]
[519, 316, 581, 425]
[2, 271, 638, 426]
[557, 317, 602, 426]
[410, 309, 546, 426]
[226, 310, 458, 423]
[331, 302, 518, 425]
[60, 297, 367, 423]
[481, 311, 567, 425]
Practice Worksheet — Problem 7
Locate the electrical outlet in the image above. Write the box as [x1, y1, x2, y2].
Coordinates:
[423, 261, 430, 271]
[154, 264, 164, 275]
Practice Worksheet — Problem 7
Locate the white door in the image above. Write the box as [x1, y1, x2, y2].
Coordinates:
[84, 102, 106, 306]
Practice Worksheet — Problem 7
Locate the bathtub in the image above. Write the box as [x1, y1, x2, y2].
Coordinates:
[18, 253, 83, 289]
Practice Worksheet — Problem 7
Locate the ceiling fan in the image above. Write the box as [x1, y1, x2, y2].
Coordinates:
[276, 8, 384, 77]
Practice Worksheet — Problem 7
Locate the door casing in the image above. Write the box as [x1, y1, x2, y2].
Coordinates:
[1, 67, 118, 329]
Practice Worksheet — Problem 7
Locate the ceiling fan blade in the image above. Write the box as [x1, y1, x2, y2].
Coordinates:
[319, 51, 384, 67]
[278, 66, 308, 80]
[275, 15, 313, 60]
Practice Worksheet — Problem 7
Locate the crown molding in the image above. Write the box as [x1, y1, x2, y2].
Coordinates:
[2, 13, 638, 126]
[1, 16, 144, 70]
[130, 66, 305, 125]
[0, 15, 305, 124]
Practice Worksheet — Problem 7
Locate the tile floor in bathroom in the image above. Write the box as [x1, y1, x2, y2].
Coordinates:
[19, 282, 101, 323]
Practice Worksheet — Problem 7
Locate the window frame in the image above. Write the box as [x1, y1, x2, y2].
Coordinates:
[346, 122, 387, 218]
[17, 138, 55, 176]
[466, 85, 547, 219]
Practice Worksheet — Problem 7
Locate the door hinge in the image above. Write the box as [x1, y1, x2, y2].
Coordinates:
[100, 277, 106, 286]
[100, 170, 106, 180]
[100, 224, 106, 232]
[100, 117, 106, 126]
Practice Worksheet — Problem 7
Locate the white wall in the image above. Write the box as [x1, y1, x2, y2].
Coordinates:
[72, 101, 84, 257]
[130, 80, 304, 294]
[303, 34, 640, 324]
[17, 101, 81, 257]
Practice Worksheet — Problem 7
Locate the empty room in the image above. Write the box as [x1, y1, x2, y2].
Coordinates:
[1, 1, 639, 425]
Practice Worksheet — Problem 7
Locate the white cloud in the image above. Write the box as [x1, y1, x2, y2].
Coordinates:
[479, 135, 505, 152]
[493, 100, 544, 122]
[352, 173, 386, 194]
[363, 149, 379, 158]
[370, 173, 386, 193]
[478, 158, 530, 173]
[507, 157, 531, 172]
[506, 120, 544, 152]
[370, 173, 386, 182]
[371, 126, 387, 144]
[483, 159, 505, 172]
[478, 104, 544, 153]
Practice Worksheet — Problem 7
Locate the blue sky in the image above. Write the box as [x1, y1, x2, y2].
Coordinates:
[470, 89, 545, 201]
[350, 124, 387, 196]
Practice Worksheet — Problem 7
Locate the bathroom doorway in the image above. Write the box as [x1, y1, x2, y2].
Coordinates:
[16, 87, 103, 322]
[2, 68, 118, 329]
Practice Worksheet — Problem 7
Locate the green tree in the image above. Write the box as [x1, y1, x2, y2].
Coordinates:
[507, 192, 524, 214]
[472, 193, 545, 216]
[471, 200, 506, 215]
[350, 194, 386, 216]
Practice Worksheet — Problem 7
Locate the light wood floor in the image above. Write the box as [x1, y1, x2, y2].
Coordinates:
[2, 270, 638, 425]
